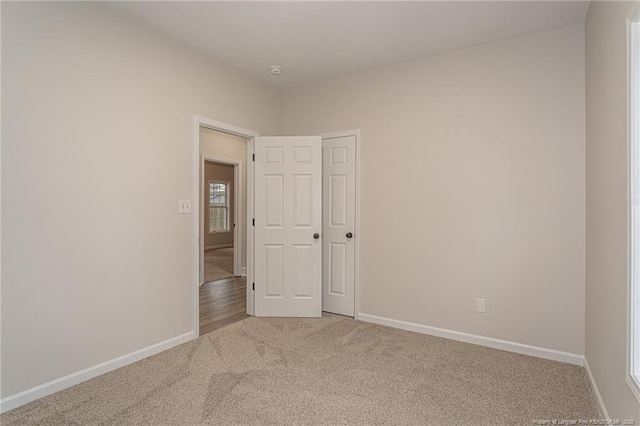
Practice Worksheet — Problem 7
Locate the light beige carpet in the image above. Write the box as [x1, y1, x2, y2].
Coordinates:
[1, 314, 599, 425]
[204, 248, 234, 283]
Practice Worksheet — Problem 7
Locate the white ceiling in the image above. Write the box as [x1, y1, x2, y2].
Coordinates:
[110, 1, 590, 88]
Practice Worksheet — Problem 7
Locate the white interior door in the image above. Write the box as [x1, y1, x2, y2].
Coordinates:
[322, 135, 356, 317]
[254, 136, 322, 317]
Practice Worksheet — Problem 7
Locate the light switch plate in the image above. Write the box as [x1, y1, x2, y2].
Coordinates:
[179, 199, 191, 214]
[475, 298, 486, 313]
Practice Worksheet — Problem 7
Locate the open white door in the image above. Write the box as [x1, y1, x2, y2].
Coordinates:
[254, 136, 322, 317]
[322, 135, 356, 317]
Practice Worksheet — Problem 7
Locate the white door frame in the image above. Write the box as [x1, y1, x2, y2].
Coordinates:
[320, 130, 362, 318]
[201, 156, 242, 278]
[193, 115, 258, 337]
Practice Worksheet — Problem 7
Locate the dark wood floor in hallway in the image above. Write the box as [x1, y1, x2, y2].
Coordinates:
[199, 276, 249, 336]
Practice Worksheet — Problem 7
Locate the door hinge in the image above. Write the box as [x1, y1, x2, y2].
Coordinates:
[252, 282, 255, 291]
[252, 153, 255, 161]
[252, 218, 255, 226]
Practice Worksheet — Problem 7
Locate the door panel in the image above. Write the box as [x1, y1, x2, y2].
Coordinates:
[293, 244, 313, 297]
[265, 175, 284, 227]
[293, 175, 313, 227]
[330, 174, 347, 226]
[265, 244, 284, 298]
[323, 136, 356, 317]
[255, 136, 322, 317]
[329, 242, 347, 295]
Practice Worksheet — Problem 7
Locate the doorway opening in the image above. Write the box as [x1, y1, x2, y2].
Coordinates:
[195, 119, 257, 336]
[200, 157, 246, 335]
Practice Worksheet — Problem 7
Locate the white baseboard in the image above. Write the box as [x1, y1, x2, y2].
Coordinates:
[357, 313, 584, 366]
[0, 331, 196, 414]
[584, 357, 610, 419]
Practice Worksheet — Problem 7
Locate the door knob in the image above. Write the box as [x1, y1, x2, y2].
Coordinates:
[346, 232, 353, 239]
[313, 233, 320, 240]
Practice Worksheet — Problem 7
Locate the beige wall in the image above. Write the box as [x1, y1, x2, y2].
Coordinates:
[284, 24, 586, 355]
[1, 2, 282, 398]
[585, 1, 640, 419]
[204, 162, 235, 248]
[199, 128, 248, 269]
